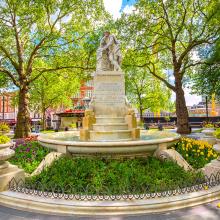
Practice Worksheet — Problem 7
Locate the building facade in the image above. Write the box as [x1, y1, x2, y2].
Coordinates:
[0, 92, 17, 125]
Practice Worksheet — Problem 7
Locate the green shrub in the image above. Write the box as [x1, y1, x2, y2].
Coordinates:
[69, 123, 76, 128]
[0, 135, 10, 144]
[41, 130, 55, 134]
[164, 116, 170, 122]
[0, 122, 10, 133]
[214, 129, 220, 139]
[27, 157, 204, 195]
[203, 123, 214, 128]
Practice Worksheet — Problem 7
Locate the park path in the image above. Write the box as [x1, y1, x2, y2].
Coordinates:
[0, 201, 220, 220]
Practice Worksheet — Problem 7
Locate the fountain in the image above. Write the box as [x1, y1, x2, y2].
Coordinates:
[0, 141, 24, 191]
[38, 32, 180, 156]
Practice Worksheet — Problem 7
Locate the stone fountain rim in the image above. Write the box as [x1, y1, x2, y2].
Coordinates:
[0, 184, 219, 216]
[38, 131, 180, 147]
[0, 141, 13, 149]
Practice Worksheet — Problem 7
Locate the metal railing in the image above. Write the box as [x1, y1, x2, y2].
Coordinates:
[8, 171, 220, 201]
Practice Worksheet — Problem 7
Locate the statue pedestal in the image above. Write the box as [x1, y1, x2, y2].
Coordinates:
[93, 71, 126, 116]
[80, 71, 140, 141]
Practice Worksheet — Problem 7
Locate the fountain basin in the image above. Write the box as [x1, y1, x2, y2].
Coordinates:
[38, 130, 180, 157]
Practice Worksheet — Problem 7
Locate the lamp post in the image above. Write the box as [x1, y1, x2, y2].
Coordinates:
[205, 96, 209, 122]
[2, 95, 5, 120]
[0, 89, 6, 121]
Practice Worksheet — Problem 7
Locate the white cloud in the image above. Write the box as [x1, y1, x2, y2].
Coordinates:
[123, 5, 135, 14]
[184, 88, 201, 106]
[171, 89, 201, 106]
[103, 0, 122, 19]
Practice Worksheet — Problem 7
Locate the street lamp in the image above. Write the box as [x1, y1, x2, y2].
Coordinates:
[0, 88, 6, 121]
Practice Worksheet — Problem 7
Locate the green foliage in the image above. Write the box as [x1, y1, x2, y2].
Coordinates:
[9, 141, 51, 174]
[191, 40, 220, 99]
[0, 135, 10, 144]
[118, 0, 220, 79]
[69, 123, 76, 128]
[117, 0, 220, 133]
[27, 157, 203, 194]
[203, 123, 214, 128]
[125, 67, 173, 118]
[0, 74, 9, 88]
[164, 116, 171, 122]
[29, 71, 81, 129]
[0, 122, 10, 133]
[214, 129, 220, 139]
[41, 130, 55, 134]
[175, 138, 218, 169]
[0, 0, 109, 137]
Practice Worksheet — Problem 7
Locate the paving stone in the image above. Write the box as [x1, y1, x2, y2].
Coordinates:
[0, 202, 220, 220]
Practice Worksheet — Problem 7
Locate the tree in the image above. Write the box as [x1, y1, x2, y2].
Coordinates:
[191, 40, 220, 99]
[118, 0, 220, 134]
[125, 67, 173, 121]
[29, 71, 80, 130]
[0, 0, 106, 138]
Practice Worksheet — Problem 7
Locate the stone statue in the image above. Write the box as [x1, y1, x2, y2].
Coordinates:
[96, 31, 122, 71]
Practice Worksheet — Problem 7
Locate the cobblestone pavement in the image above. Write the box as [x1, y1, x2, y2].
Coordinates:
[0, 201, 220, 220]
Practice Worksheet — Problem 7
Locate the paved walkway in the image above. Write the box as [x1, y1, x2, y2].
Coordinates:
[0, 201, 220, 220]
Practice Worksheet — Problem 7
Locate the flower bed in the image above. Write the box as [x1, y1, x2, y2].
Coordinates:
[0, 135, 10, 144]
[175, 137, 218, 169]
[9, 138, 51, 174]
[0, 122, 10, 133]
[26, 156, 204, 195]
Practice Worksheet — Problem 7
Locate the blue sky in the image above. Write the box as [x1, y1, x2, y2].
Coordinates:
[121, 0, 136, 10]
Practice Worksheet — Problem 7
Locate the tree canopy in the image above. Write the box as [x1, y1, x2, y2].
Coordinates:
[0, 0, 108, 137]
[29, 70, 81, 129]
[191, 40, 220, 99]
[125, 67, 173, 120]
[117, 0, 220, 133]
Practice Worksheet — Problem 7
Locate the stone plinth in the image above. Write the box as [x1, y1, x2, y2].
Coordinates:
[93, 71, 126, 116]
[80, 71, 140, 141]
[0, 142, 25, 191]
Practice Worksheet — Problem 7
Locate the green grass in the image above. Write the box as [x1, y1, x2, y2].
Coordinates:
[41, 130, 55, 134]
[191, 129, 203, 133]
[26, 156, 204, 195]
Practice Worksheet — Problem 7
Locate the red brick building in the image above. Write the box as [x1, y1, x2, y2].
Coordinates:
[0, 92, 16, 124]
[0, 81, 94, 129]
[72, 80, 93, 108]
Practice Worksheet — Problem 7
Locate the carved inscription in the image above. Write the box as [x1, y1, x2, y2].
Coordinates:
[93, 72, 126, 109]
[96, 83, 122, 92]
[94, 81, 124, 103]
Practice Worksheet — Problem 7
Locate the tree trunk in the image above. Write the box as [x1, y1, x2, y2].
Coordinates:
[139, 106, 143, 122]
[175, 78, 190, 134]
[14, 86, 31, 138]
[42, 108, 46, 131]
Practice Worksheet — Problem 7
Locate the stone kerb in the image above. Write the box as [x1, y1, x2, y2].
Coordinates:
[1, 172, 220, 216]
[202, 138, 220, 177]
